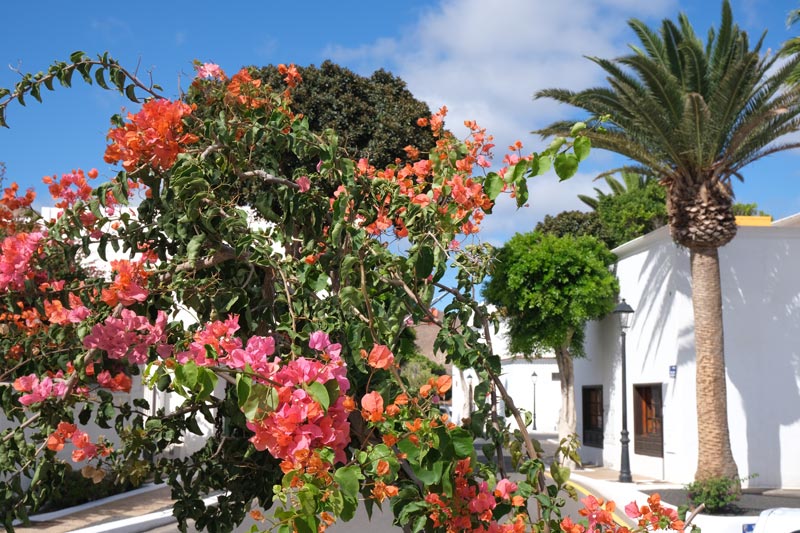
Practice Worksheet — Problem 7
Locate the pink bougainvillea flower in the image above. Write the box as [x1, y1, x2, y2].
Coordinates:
[15, 374, 69, 406]
[244, 354, 351, 464]
[624, 500, 641, 518]
[296, 176, 311, 192]
[0, 231, 45, 292]
[494, 479, 518, 500]
[195, 62, 226, 80]
[309, 330, 331, 352]
[83, 309, 171, 364]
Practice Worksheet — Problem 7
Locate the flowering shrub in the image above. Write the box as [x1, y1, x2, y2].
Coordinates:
[0, 52, 684, 533]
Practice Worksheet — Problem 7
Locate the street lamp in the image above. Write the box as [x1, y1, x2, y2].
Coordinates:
[531, 371, 538, 431]
[613, 298, 635, 483]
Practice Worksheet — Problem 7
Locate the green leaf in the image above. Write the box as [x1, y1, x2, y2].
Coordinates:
[76, 62, 92, 84]
[484, 172, 504, 200]
[514, 177, 529, 208]
[550, 463, 570, 486]
[339, 286, 361, 308]
[175, 361, 198, 390]
[531, 154, 552, 176]
[413, 460, 442, 485]
[125, 84, 138, 103]
[554, 153, 579, 181]
[414, 246, 434, 279]
[241, 383, 279, 420]
[324, 379, 340, 406]
[573, 136, 591, 162]
[30, 83, 42, 103]
[156, 372, 171, 392]
[335, 465, 360, 497]
[94, 68, 110, 90]
[196, 368, 217, 399]
[307, 381, 330, 411]
[70, 51, 86, 62]
[186, 234, 205, 261]
[186, 415, 203, 435]
[450, 428, 474, 458]
[113, 68, 126, 91]
[570, 121, 587, 136]
[548, 136, 566, 151]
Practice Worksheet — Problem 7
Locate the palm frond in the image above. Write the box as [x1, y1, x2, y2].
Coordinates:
[536, 0, 800, 193]
[629, 18, 668, 65]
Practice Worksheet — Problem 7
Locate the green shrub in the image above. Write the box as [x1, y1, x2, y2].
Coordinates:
[685, 476, 741, 514]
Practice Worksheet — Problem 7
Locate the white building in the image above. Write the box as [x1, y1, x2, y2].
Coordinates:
[574, 216, 800, 488]
[449, 319, 562, 434]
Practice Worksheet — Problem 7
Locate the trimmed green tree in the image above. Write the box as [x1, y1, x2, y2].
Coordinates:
[483, 232, 618, 444]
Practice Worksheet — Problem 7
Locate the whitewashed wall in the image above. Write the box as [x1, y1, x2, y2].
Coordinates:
[575, 225, 800, 488]
[450, 316, 561, 434]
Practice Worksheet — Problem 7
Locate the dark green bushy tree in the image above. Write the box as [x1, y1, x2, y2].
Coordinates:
[535, 210, 612, 246]
[256, 61, 435, 168]
[596, 179, 667, 247]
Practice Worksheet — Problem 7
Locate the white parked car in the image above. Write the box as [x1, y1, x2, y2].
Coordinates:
[752, 508, 800, 533]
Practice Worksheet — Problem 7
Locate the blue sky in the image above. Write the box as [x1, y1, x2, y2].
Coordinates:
[2, 0, 800, 245]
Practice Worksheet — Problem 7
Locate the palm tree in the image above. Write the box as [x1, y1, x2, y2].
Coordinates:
[537, 1, 800, 482]
[577, 170, 654, 210]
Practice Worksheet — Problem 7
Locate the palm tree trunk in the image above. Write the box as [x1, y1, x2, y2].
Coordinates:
[690, 246, 739, 481]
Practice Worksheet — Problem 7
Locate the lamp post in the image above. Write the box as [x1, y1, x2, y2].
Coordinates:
[531, 371, 538, 431]
[613, 298, 635, 483]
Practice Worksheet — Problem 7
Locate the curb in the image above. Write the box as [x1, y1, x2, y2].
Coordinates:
[19, 484, 166, 525]
[69, 494, 221, 533]
[570, 473, 761, 533]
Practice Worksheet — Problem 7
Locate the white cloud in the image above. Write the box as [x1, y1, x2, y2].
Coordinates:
[327, 0, 677, 242]
[479, 171, 606, 244]
[90, 17, 133, 42]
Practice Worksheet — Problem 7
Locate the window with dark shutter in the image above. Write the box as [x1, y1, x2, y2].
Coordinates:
[634, 384, 663, 457]
[582, 386, 603, 448]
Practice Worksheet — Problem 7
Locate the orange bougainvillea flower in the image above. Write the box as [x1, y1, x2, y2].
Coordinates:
[371, 481, 399, 502]
[361, 391, 384, 423]
[104, 99, 198, 172]
[367, 343, 394, 370]
[376, 460, 390, 476]
[277, 63, 302, 88]
[435, 375, 452, 394]
[420, 375, 452, 398]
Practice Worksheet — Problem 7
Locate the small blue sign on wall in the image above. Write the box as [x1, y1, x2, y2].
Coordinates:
[742, 523, 755, 532]
[669, 365, 677, 378]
